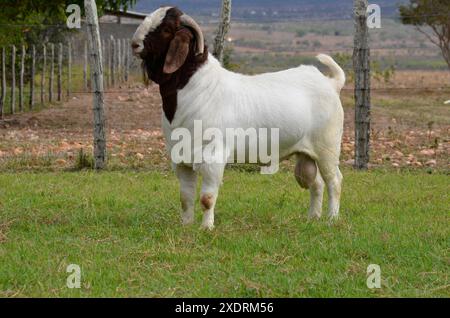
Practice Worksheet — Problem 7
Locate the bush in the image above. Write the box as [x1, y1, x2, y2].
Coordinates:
[74, 149, 94, 170]
[295, 30, 307, 38]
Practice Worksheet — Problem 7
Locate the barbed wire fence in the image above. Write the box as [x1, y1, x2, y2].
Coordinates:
[0, 25, 446, 109]
[0, 13, 442, 105]
[0, 8, 448, 171]
[0, 22, 144, 119]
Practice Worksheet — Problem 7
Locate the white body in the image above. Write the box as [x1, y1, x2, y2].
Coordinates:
[162, 54, 345, 229]
[164, 54, 343, 163]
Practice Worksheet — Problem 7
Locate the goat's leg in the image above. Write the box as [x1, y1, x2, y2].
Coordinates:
[176, 165, 198, 225]
[327, 167, 343, 219]
[295, 153, 324, 218]
[308, 171, 325, 219]
[317, 161, 343, 219]
[199, 163, 225, 230]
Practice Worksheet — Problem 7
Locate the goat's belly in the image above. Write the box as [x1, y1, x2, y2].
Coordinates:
[164, 124, 308, 167]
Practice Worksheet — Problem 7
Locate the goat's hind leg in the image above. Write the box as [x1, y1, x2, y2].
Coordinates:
[176, 165, 198, 225]
[327, 167, 343, 219]
[295, 153, 325, 219]
[317, 160, 343, 220]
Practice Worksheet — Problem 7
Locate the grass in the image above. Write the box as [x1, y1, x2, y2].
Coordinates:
[0, 168, 448, 297]
[374, 92, 450, 126]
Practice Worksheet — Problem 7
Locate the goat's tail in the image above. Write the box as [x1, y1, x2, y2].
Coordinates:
[316, 54, 346, 93]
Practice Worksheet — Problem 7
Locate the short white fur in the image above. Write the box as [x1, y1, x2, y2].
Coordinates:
[162, 52, 346, 230]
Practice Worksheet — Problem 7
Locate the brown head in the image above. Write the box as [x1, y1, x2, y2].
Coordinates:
[131, 7, 208, 122]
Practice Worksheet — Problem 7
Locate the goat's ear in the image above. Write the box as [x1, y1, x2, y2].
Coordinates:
[163, 29, 192, 74]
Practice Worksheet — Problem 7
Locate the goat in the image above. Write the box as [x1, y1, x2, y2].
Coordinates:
[132, 7, 346, 230]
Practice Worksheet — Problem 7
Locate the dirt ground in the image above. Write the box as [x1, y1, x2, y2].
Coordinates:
[0, 78, 448, 171]
[0, 82, 167, 170]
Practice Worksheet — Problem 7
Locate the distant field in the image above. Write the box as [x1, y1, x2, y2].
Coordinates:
[199, 18, 448, 73]
[0, 169, 448, 297]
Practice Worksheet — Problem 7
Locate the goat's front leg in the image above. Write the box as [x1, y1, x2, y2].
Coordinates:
[199, 163, 225, 230]
[176, 164, 198, 225]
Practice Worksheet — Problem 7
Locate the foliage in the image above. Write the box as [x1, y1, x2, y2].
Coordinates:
[295, 29, 307, 38]
[222, 46, 240, 71]
[399, 0, 450, 68]
[74, 149, 94, 170]
[0, 0, 137, 47]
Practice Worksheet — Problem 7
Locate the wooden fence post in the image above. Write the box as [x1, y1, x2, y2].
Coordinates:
[116, 39, 120, 84]
[110, 35, 115, 87]
[121, 39, 125, 83]
[41, 44, 46, 104]
[104, 39, 110, 89]
[30, 45, 35, 109]
[120, 39, 123, 83]
[124, 39, 129, 82]
[213, 0, 232, 63]
[108, 39, 113, 87]
[119, 39, 123, 83]
[11, 45, 16, 114]
[57, 43, 63, 101]
[102, 39, 107, 90]
[85, 0, 106, 170]
[353, 0, 371, 170]
[49, 43, 54, 103]
[0, 47, 5, 118]
[84, 40, 88, 92]
[118, 38, 122, 84]
[19, 44, 25, 112]
[67, 41, 72, 97]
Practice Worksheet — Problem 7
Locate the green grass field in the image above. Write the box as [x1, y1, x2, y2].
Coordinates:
[0, 168, 448, 297]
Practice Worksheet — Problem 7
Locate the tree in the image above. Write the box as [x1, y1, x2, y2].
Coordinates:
[399, 0, 450, 69]
[0, 0, 136, 46]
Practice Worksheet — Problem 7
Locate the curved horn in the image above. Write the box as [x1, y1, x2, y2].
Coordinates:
[180, 14, 204, 55]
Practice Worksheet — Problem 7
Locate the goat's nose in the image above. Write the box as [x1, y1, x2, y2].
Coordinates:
[131, 42, 143, 57]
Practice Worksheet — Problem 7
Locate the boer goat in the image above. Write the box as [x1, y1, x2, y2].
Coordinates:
[132, 7, 346, 230]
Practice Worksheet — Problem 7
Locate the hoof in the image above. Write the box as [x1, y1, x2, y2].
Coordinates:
[200, 222, 215, 231]
[181, 213, 194, 226]
[327, 213, 339, 225]
[328, 212, 339, 220]
[308, 211, 322, 220]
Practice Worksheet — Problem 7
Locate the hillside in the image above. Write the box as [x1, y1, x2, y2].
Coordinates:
[134, 0, 409, 20]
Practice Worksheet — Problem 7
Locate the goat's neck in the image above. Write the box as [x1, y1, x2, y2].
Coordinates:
[146, 46, 208, 123]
